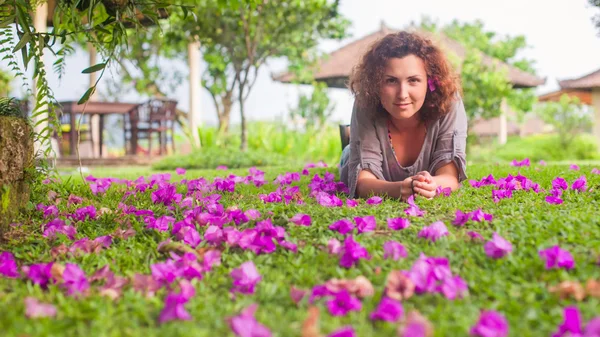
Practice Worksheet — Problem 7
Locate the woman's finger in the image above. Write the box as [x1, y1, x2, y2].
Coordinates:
[415, 181, 437, 192]
[414, 186, 436, 199]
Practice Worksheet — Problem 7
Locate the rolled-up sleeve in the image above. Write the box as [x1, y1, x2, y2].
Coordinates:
[428, 97, 468, 182]
[340, 101, 385, 198]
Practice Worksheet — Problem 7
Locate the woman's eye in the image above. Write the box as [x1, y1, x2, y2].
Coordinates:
[409, 78, 419, 83]
[386, 78, 396, 84]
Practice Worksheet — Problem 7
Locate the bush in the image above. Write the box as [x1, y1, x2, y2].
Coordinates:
[152, 148, 291, 170]
[470, 133, 599, 163]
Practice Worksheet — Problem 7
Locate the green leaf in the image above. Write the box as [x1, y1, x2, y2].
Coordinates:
[12, 32, 30, 52]
[81, 63, 106, 74]
[78, 87, 95, 104]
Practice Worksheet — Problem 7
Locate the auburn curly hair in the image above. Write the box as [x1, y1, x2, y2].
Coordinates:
[349, 30, 461, 122]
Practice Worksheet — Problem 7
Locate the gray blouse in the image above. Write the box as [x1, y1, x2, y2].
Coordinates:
[339, 97, 468, 198]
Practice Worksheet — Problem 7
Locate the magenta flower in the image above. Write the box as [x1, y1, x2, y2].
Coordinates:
[369, 297, 403, 322]
[145, 215, 175, 232]
[404, 195, 425, 217]
[484, 233, 513, 259]
[151, 260, 180, 285]
[366, 196, 383, 205]
[571, 176, 587, 192]
[552, 177, 569, 190]
[511, 158, 530, 167]
[24, 297, 57, 319]
[244, 209, 261, 220]
[326, 289, 362, 316]
[436, 186, 452, 197]
[158, 280, 195, 323]
[492, 189, 513, 203]
[470, 310, 509, 337]
[470, 209, 493, 222]
[290, 213, 311, 226]
[408, 254, 452, 294]
[453, 210, 470, 226]
[24, 262, 53, 288]
[175, 167, 186, 175]
[570, 164, 580, 171]
[227, 304, 272, 337]
[439, 275, 468, 300]
[183, 227, 201, 248]
[290, 286, 307, 304]
[202, 250, 221, 272]
[0, 252, 19, 278]
[43, 219, 77, 240]
[592, 168, 600, 175]
[338, 236, 370, 268]
[231, 261, 261, 295]
[383, 241, 408, 261]
[327, 326, 356, 337]
[329, 219, 355, 235]
[539, 245, 575, 270]
[467, 231, 484, 242]
[355, 215, 376, 234]
[539, 160, 547, 166]
[418, 221, 449, 242]
[315, 192, 343, 207]
[69, 205, 97, 222]
[546, 195, 564, 205]
[204, 225, 224, 245]
[62, 263, 89, 297]
[387, 217, 410, 230]
[346, 199, 359, 207]
[552, 306, 582, 337]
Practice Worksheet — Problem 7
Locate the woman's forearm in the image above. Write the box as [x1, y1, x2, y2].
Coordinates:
[356, 178, 410, 200]
[432, 174, 460, 191]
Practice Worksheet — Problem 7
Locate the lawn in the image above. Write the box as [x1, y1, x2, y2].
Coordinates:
[1, 162, 599, 337]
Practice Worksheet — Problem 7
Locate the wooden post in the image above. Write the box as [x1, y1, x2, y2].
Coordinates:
[499, 99, 508, 145]
[88, 43, 101, 158]
[187, 39, 202, 148]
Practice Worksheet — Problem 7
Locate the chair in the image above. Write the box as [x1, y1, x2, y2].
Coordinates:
[56, 108, 93, 156]
[339, 124, 351, 151]
[124, 98, 178, 156]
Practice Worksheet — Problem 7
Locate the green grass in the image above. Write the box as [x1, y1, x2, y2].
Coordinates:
[1, 163, 600, 336]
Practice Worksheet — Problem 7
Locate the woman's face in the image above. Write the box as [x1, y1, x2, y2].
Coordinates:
[379, 55, 428, 121]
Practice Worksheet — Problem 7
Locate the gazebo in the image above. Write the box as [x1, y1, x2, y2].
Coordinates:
[556, 68, 600, 149]
[273, 22, 546, 144]
[29, 1, 202, 157]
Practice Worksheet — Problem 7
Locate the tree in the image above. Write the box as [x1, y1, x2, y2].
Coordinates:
[419, 19, 538, 132]
[535, 94, 593, 149]
[175, 0, 349, 150]
[591, 0, 600, 32]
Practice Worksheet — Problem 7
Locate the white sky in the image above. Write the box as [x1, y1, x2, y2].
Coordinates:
[5, 0, 600, 126]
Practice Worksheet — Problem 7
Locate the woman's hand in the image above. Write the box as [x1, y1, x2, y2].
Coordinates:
[411, 171, 438, 199]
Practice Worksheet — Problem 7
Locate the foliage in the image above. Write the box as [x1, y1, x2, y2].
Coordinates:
[0, 0, 185, 159]
[0, 97, 23, 118]
[288, 81, 336, 130]
[469, 133, 599, 163]
[535, 94, 594, 149]
[156, 121, 343, 169]
[420, 18, 538, 126]
[591, 0, 600, 32]
[1, 163, 600, 335]
[0, 67, 11, 96]
[171, 0, 350, 149]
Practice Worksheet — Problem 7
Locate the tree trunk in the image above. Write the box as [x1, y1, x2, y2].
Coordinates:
[239, 98, 247, 151]
[217, 97, 233, 136]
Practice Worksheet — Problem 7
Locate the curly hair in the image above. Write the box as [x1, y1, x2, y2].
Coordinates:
[349, 30, 461, 122]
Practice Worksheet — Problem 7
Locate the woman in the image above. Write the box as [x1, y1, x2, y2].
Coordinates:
[339, 30, 468, 201]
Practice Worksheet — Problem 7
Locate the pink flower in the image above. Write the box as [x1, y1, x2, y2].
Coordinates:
[326, 289, 362, 316]
[470, 310, 509, 337]
[484, 233, 513, 259]
[453, 210, 470, 226]
[570, 164, 580, 171]
[230, 261, 261, 295]
[467, 231, 484, 242]
[366, 196, 383, 205]
[158, 280, 195, 323]
[338, 236, 370, 268]
[327, 326, 356, 337]
[355, 215, 376, 234]
[175, 167, 186, 175]
[369, 297, 403, 322]
[62, 263, 89, 297]
[383, 241, 407, 261]
[552, 306, 582, 337]
[511, 158, 530, 167]
[290, 286, 307, 305]
[470, 209, 493, 222]
[227, 304, 272, 337]
[0, 252, 19, 278]
[539, 245, 575, 270]
[24, 297, 57, 318]
[418, 221, 449, 242]
[329, 219, 355, 235]
[290, 213, 311, 226]
[346, 199, 359, 207]
[387, 217, 410, 230]
[546, 195, 564, 205]
[552, 177, 569, 190]
[571, 176, 587, 192]
[539, 160, 547, 166]
[328, 238, 341, 255]
[23, 262, 54, 288]
[592, 168, 600, 175]
[216, 165, 228, 170]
